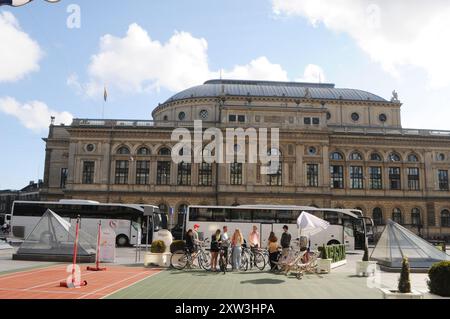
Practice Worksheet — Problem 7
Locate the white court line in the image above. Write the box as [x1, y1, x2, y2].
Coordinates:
[0, 264, 62, 280]
[0, 287, 87, 296]
[100, 270, 163, 299]
[24, 270, 99, 291]
[77, 271, 150, 299]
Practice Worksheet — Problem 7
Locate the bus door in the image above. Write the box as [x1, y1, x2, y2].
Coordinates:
[260, 223, 273, 248]
[352, 219, 366, 250]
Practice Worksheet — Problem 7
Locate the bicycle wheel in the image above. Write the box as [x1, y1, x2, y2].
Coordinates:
[239, 252, 248, 271]
[171, 251, 189, 270]
[199, 250, 211, 271]
[253, 252, 266, 271]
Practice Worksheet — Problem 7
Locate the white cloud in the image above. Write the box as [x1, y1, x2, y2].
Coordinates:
[0, 11, 43, 82]
[74, 23, 325, 98]
[219, 57, 288, 81]
[295, 64, 326, 83]
[273, 0, 450, 89]
[0, 97, 73, 133]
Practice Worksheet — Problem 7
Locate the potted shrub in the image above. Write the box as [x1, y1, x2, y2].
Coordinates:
[356, 245, 377, 277]
[380, 257, 424, 299]
[427, 261, 450, 297]
[317, 244, 332, 274]
[144, 240, 170, 267]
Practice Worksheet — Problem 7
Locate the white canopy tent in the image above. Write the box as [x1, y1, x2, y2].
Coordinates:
[296, 211, 330, 237]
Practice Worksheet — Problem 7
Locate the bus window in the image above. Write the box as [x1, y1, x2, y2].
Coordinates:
[189, 207, 213, 221]
[212, 208, 226, 222]
[276, 210, 296, 224]
[324, 211, 339, 225]
[253, 210, 276, 223]
[228, 209, 252, 222]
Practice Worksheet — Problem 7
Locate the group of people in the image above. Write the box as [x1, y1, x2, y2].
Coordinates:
[184, 223, 293, 272]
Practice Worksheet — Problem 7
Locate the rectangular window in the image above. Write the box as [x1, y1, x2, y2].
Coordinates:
[60, 168, 68, 188]
[267, 162, 282, 186]
[427, 211, 435, 227]
[230, 162, 243, 185]
[198, 162, 212, 186]
[438, 170, 449, 190]
[82, 161, 95, 184]
[229, 114, 236, 122]
[369, 167, 382, 190]
[237, 115, 246, 122]
[114, 160, 128, 184]
[330, 165, 344, 189]
[304, 117, 311, 125]
[312, 117, 320, 125]
[136, 160, 150, 185]
[156, 161, 171, 185]
[350, 166, 364, 189]
[407, 167, 420, 190]
[306, 164, 319, 187]
[177, 162, 191, 186]
[389, 167, 401, 190]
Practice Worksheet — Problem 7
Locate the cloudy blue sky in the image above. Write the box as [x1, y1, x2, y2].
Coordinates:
[1, 0, 450, 189]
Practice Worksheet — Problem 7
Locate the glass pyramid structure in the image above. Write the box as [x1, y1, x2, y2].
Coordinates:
[371, 219, 449, 269]
[13, 210, 96, 262]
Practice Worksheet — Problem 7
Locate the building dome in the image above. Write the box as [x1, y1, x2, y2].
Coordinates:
[162, 79, 388, 105]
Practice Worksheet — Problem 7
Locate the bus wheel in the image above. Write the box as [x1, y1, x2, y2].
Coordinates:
[327, 239, 340, 246]
[116, 235, 129, 247]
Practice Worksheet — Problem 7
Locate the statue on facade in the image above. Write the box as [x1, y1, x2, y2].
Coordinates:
[391, 90, 400, 102]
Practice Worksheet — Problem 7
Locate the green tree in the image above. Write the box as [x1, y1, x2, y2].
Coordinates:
[398, 257, 412, 293]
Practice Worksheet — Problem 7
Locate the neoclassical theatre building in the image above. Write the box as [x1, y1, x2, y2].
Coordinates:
[41, 79, 450, 240]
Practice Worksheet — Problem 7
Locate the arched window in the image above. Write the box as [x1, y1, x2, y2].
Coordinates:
[411, 208, 421, 225]
[392, 208, 402, 224]
[389, 152, 401, 162]
[441, 209, 450, 227]
[370, 153, 382, 161]
[158, 147, 171, 156]
[408, 154, 419, 162]
[137, 147, 151, 156]
[330, 152, 344, 160]
[350, 152, 363, 161]
[372, 207, 383, 225]
[117, 146, 130, 155]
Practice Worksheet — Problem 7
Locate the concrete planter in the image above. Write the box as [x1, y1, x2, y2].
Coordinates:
[380, 288, 424, 299]
[356, 260, 377, 277]
[144, 252, 171, 267]
[317, 258, 332, 273]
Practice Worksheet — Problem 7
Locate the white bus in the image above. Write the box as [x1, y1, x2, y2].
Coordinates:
[10, 200, 167, 246]
[185, 205, 370, 251]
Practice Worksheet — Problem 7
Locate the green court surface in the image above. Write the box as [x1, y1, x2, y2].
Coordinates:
[105, 269, 383, 299]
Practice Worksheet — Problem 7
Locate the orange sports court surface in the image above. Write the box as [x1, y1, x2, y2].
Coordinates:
[0, 264, 161, 299]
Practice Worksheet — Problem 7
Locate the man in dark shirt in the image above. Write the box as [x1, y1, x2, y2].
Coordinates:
[280, 225, 291, 258]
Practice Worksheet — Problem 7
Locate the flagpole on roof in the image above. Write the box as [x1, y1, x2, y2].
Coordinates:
[102, 85, 107, 119]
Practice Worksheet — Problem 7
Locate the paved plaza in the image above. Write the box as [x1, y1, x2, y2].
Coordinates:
[1, 246, 448, 299]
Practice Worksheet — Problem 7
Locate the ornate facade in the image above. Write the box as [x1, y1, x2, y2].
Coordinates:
[41, 80, 450, 240]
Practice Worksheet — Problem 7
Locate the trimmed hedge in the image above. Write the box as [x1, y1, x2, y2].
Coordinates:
[150, 240, 166, 253]
[170, 240, 186, 253]
[428, 261, 450, 297]
[318, 244, 346, 263]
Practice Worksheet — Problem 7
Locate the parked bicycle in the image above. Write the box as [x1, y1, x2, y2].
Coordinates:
[242, 246, 266, 271]
[170, 239, 211, 270]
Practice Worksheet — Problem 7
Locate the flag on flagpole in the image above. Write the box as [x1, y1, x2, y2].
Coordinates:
[0, 0, 60, 6]
[103, 86, 108, 102]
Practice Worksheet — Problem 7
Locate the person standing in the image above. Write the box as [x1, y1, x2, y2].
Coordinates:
[280, 225, 292, 258]
[210, 229, 221, 272]
[231, 229, 244, 271]
[221, 226, 230, 267]
[248, 225, 260, 249]
[268, 232, 280, 271]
